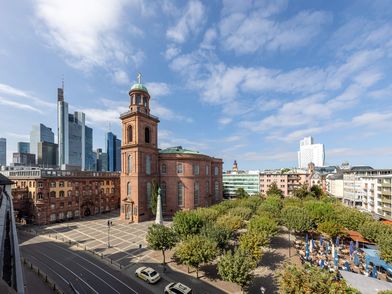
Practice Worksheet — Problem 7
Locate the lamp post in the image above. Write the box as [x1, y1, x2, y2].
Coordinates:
[107, 220, 112, 248]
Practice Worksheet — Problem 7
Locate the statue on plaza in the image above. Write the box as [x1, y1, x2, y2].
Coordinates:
[155, 187, 163, 225]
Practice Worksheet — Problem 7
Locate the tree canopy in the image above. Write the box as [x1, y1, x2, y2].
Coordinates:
[281, 206, 313, 233]
[173, 211, 205, 239]
[266, 182, 284, 198]
[235, 187, 249, 199]
[146, 224, 178, 265]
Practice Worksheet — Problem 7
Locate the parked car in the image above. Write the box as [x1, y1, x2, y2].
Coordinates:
[135, 266, 160, 284]
[164, 282, 192, 294]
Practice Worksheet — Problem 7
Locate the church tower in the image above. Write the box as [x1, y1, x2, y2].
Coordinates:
[120, 73, 159, 223]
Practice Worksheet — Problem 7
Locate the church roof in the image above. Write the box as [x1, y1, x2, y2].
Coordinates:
[159, 146, 200, 155]
[130, 83, 148, 93]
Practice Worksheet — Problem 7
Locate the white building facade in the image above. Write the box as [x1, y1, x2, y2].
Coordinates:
[297, 136, 325, 168]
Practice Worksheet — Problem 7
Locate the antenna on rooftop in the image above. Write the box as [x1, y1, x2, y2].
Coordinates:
[61, 74, 64, 91]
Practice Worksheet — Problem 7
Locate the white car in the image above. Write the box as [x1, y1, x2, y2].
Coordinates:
[135, 266, 161, 284]
[164, 282, 193, 294]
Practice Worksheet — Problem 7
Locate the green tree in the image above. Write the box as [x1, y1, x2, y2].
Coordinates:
[146, 224, 178, 266]
[239, 231, 268, 261]
[175, 235, 218, 278]
[150, 180, 159, 216]
[358, 220, 392, 243]
[236, 187, 249, 199]
[248, 215, 278, 239]
[256, 202, 281, 221]
[310, 185, 324, 199]
[218, 249, 256, 293]
[293, 184, 311, 199]
[379, 234, 392, 264]
[200, 222, 231, 250]
[227, 206, 254, 221]
[278, 263, 360, 294]
[303, 200, 336, 225]
[266, 182, 284, 198]
[334, 205, 372, 231]
[216, 214, 244, 233]
[317, 221, 343, 239]
[173, 211, 205, 239]
[281, 206, 313, 233]
[194, 207, 220, 222]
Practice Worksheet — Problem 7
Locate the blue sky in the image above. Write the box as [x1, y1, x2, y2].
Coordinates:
[1, 0, 392, 170]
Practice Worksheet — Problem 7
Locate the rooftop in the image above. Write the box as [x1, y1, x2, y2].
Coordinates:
[130, 83, 148, 93]
[159, 146, 200, 155]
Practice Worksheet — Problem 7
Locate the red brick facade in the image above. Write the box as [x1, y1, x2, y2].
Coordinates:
[120, 83, 223, 223]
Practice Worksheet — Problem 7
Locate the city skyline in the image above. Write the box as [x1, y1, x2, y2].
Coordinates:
[1, 1, 392, 170]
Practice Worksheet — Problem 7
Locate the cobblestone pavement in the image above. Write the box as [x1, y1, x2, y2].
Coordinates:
[34, 210, 169, 268]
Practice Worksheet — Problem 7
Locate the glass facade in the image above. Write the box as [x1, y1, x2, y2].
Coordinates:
[223, 172, 260, 198]
[106, 132, 121, 172]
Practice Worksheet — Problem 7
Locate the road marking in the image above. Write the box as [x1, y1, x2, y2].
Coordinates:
[26, 254, 69, 285]
[76, 262, 121, 294]
[49, 241, 139, 294]
[38, 251, 99, 294]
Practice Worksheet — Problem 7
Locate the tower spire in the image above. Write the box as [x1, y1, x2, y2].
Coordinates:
[137, 72, 142, 84]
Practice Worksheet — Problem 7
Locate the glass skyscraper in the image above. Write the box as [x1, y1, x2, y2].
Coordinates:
[106, 132, 121, 172]
[17, 142, 30, 153]
[30, 123, 55, 164]
[0, 138, 6, 166]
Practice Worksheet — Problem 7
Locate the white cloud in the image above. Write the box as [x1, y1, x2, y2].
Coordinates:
[145, 82, 171, 97]
[112, 69, 130, 85]
[164, 45, 181, 60]
[351, 111, 392, 126]
[0, 83, 55, 108]
[0, 96, 42, 113]
[166, 0, 205, 43]
[151, 101, 193, 123]
[218, 117, 232, 125]
[34, 0, 144, 71]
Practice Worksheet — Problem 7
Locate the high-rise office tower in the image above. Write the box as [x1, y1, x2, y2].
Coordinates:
[30, 124, 55, 164]
[68, 111, 85, 169]
[37, 142, 58, 167]
[106, 132, 121, 172]
[0, 138, 6, 166]
[57, 87, 69, 166]
[96, 148, 108, 171]
[297, 136, 325, 168]
[17, 142, 30, 153]
[85, 126, 95, 171]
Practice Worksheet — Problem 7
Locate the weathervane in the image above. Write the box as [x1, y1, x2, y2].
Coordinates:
[137, 72, 142, 84]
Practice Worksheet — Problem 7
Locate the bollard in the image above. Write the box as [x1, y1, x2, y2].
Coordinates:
[45, 275, 48, 282]
[85, 246, 86, 251]
[101, 253, 103, 259]
[119, 264, 121, 269]
[139, 244, 142, 249]
[53, 284, 56, 291]
[110, 259, 112, 264]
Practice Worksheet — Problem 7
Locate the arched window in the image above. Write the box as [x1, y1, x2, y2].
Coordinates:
[177, 182, 184, 207]
[214, 166, 219, 176]
[145, 127, 150, 143]
[161, 182, 166, 209]
[161, 163, 167, 174]
[214, 181, 219, 201]
[128, 155, 132, 174]
[128, 125, 133, 143]
[127, 182, 131, 199]
[59, 191, 64, 198]
[37, 192, 43, 200]
[136, 94, 141, 105]
[50, 191, 56, 198]
[147, 182, 152, 208]
[146, 155, 151, 175]
[194, 181, 199, 207]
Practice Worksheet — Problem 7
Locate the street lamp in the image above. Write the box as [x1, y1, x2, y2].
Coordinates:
[107, 220, 112, 248]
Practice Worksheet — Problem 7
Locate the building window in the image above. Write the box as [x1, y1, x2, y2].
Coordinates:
[206, 180, 210, 195]
[214, 166, 219, 176]
[127, 182, 131, 199]
[194, 181, 199, 207]
[51, 203, 55, 209]
[37, 192, 43, 200]
[136, 94, 141, 105]
[50, 214, 56, 222]
[59, 181, 65, 187]
[38, 182, 43, 188]
[128, 125, 133, 143]
[161, 163, 167, 174]
[59, 212, 64, 220]
[177, 182, 184, 207]
[50, 191, 56, 198]
[50, 182, 56, 188]
[74, 210, 80, 217]
[206, 165, 209, 175]
[146, 155, 151, 175]
[145, 127, 150, 143]
[161, 182, 166, 209]
[214, 181, 219, 201]
[59, 191, 64, 198]
[67, 211, 72, 219]
[128, 155, 132, 174]
[193, 164, 200, 175]
[177, 163, 183, 174]
[147, 182, 152, 208]
[67, 190, 72, 197]
[75, 190, 79, 197]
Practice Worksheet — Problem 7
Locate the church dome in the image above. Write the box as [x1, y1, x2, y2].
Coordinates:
[130, 83, 148, 93]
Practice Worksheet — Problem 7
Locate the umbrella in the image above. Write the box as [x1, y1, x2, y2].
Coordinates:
[365, 262, 369, 273]
[344, 261, 350, 271]
[320, 259, 325, 269]
[332, 244, 335, 258]
[372, 266, 378, 278]
[311, 239, 315, 252]
[326, 242, 329, 253]
[305, 242, 309, 260]
[349, 241, 354, 256]
[336, 236, 340, 246]
[353, 252, 359, 266]
[334, 251, 338, 268]
[355, 240, 359, 249]
[305, 233, 309, 244]
[320, 235, 323, 247]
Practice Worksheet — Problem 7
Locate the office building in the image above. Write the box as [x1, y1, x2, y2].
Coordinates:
[297, 136, 325, 168]
[68, 112, 85, 169]
[12, 153, 35, 166]
[223, 170, 260, 198]
[96, 148, 108, 172]
[2, 168, 120, 225]
[362, 175, 392, 221]
[0, 138, 6, 166]
[17, 142, 30, 153]
[30, 123, 55, 164]
[57, 87, 69, 166]
[119, 77, 222, 223]
[37, 142, 58, 167]
[85, 126, 95, 171]
[106, 132, 121, 172]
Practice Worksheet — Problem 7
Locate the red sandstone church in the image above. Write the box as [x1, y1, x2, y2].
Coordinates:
[119, 76, 223, 222]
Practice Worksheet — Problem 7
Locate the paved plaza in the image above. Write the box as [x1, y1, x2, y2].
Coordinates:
[35, 210, 168, 268]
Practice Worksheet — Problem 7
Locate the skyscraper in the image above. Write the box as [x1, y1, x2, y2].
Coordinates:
[37, 142, 58, 167]
[17, 142, 30, 153]
[85, 126, 95, 171]
[30, 124, 55, 163]
[106, 132, 121, 172]
[297, 136, 325, 168]
[57, 87, 69, 166]
[96, 148, 108, 171]
[68, 112, 85, 169]
[0, 138, 6, 166]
